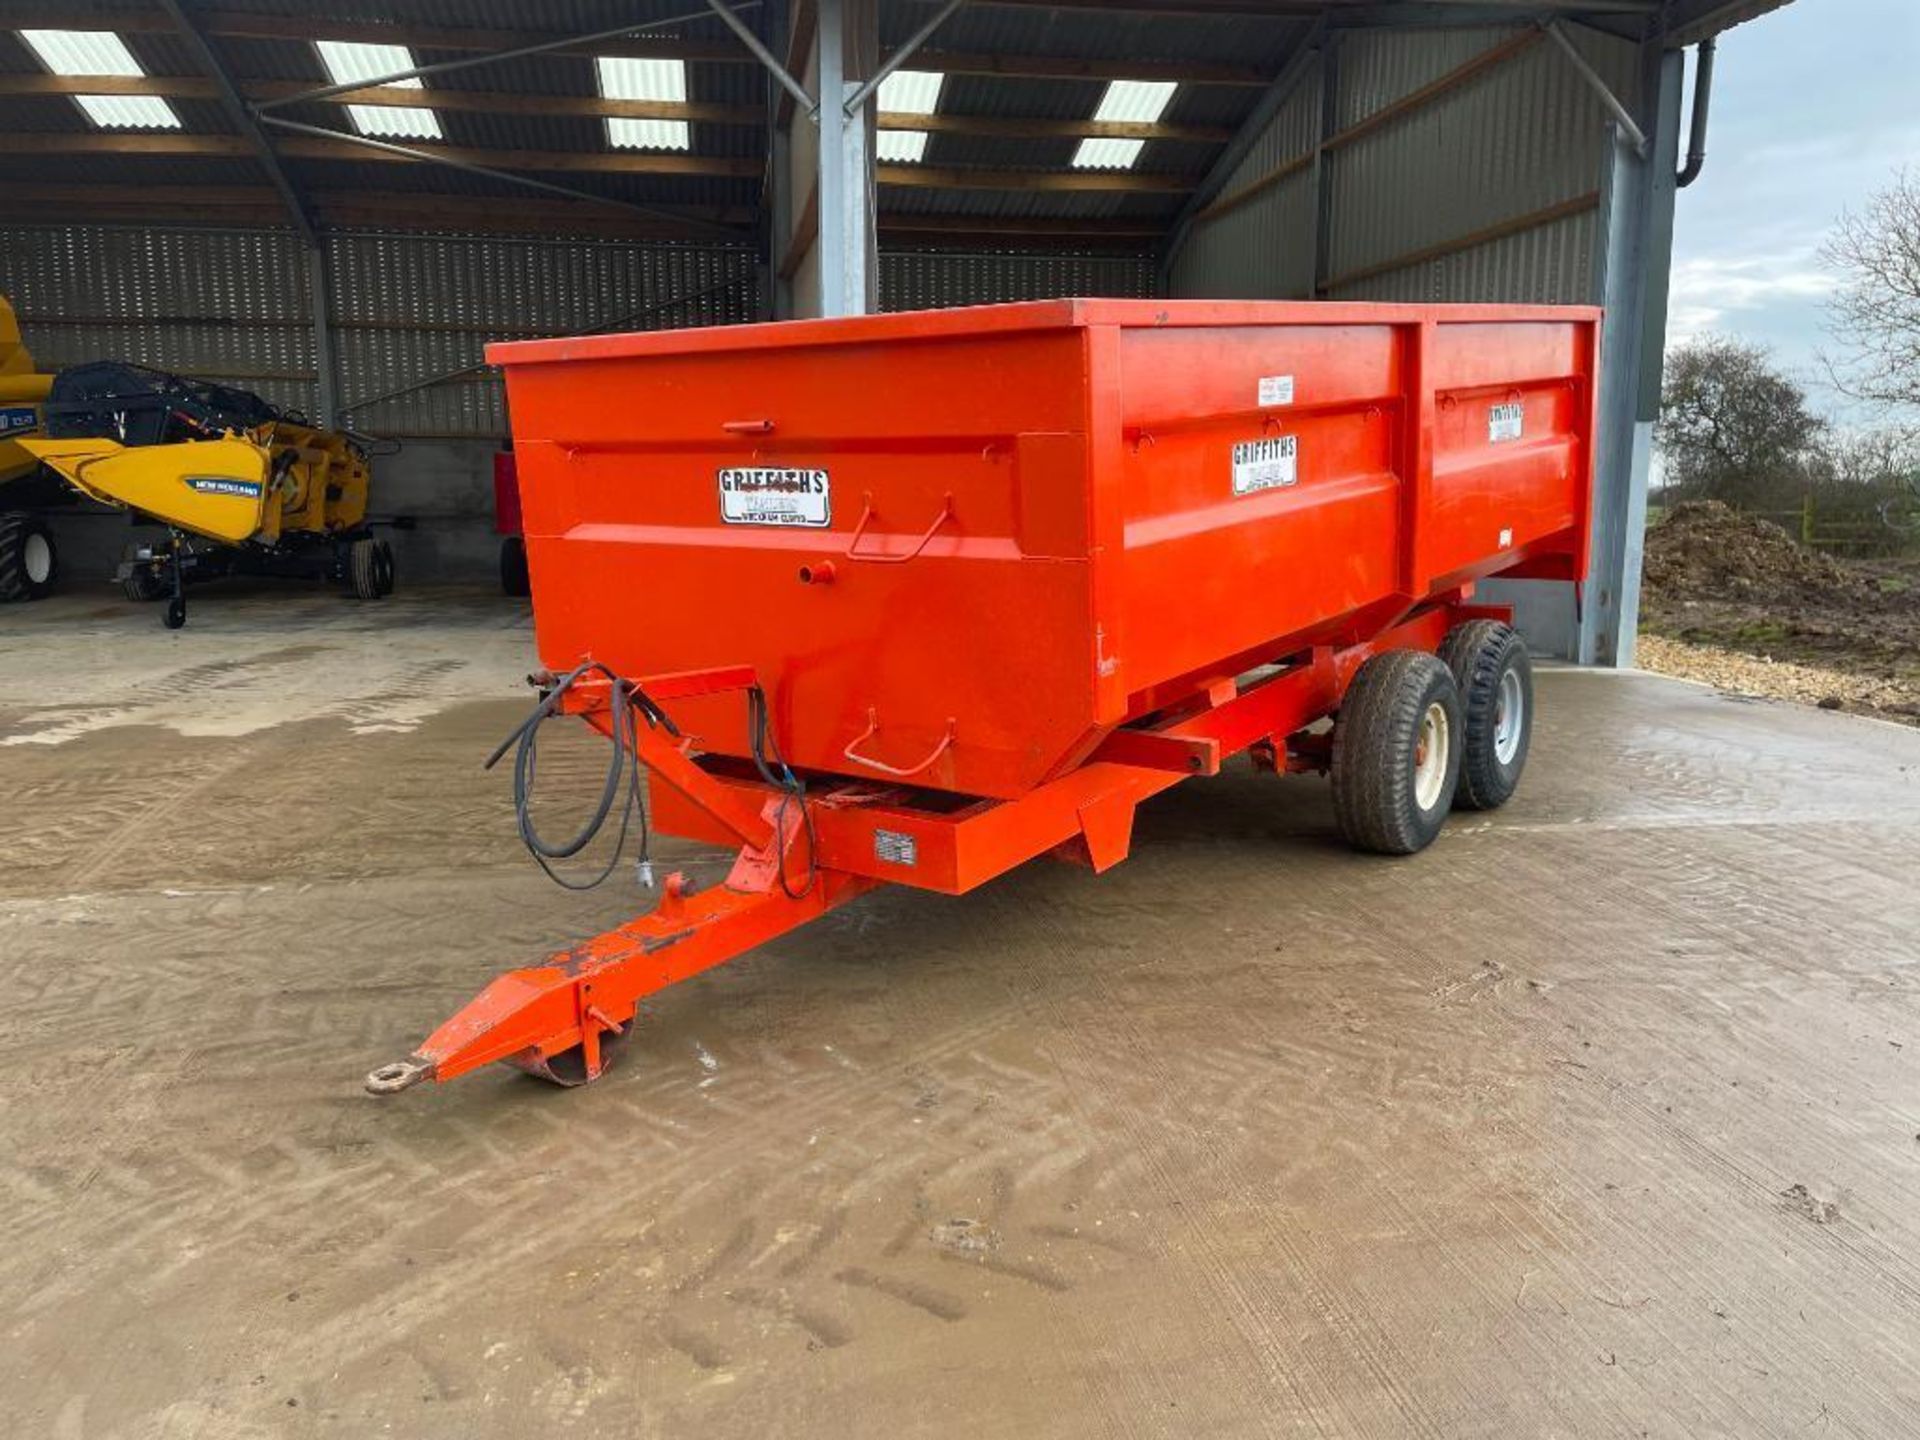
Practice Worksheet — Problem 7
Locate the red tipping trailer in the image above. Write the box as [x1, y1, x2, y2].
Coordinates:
[369, 299, 1598, 1095]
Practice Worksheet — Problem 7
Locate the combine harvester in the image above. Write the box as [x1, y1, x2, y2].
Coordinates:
[1, 294, 392, 627]
[0, 295, 59, 602]
[369, 299, 1595, 1095]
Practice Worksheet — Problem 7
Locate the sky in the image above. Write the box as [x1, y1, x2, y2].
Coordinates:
[1665, 0, 1920, 421]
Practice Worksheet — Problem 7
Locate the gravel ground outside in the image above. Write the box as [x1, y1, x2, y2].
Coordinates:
[1636, 632, 1920, 726]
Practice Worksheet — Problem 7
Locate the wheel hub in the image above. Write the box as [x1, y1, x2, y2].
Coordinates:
[1413, 700, 1450, 811]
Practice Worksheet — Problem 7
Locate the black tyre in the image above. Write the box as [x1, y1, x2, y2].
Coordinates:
[163, 596, 187, 630]
[374, 538, 396, 597]
[1437, 620, 1532, 811]
[349, 535, 382, 600]
[0, 512, 57, 602]
[1329, 649, 1462, 856]
[500, 535, 531, 597]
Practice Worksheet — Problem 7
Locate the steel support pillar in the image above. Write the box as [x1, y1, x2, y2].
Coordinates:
[307, 244, 338, 429]
[1487, 42, 1681, 665]
[810, 0, 876, 317]
[1578, 44, 1682, 666]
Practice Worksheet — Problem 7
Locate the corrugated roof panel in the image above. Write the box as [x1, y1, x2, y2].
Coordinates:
[74, 94, 184, 130]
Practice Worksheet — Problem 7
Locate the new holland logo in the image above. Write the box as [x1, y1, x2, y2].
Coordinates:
[0, 407, 36, 437]
[184, 476, 263, 499]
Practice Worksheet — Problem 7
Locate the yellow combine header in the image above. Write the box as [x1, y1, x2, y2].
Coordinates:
[1, 293, 392, 626]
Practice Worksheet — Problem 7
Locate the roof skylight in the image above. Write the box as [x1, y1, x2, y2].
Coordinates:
[18, 29, 182, 131]
[596, 56, 691, 152]
[314, 39, 442, 141]
[1071, 79, 1178, 170]
[875, 69, 943, 164]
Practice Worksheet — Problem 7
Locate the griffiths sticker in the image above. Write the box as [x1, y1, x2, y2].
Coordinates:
[718, 466, 831, 527]
[184, 476, 263, 498]
[1231, 435, 1298, 496]
[1488, 402, 1525, 444]
[0, 407, 37, 437]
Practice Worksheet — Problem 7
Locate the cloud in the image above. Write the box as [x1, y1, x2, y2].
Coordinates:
[1664, 251, 1838, 349]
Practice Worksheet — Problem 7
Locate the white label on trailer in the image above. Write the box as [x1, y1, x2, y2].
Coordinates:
[718, 466, 831, 527]
[1231, 435, 1298, 496]
[1257, 374, 1295, 407]
[874, 829, 918, 867]
[1488, 402, 1525, 444]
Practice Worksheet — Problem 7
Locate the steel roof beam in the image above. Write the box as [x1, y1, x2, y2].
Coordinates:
[702, 0, 817, 118]
[253, 118, 750, 242]
[845, 0, 964, 117]
[154, 0, 317, 245]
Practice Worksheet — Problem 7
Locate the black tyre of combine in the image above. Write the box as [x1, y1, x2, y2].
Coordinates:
[374, 538, 396, 597]
[0, 512, 58, 602]
[500, 535, 531, 597]
[349, 535, 386, 601]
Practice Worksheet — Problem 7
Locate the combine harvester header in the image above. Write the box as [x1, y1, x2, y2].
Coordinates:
[369, 299, 1598, 1094]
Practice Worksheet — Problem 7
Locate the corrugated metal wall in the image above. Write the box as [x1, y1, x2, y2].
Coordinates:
[879, 249, 1156, 310]
[0, 224, 760, 439]
[0, 225, 318, 413]
[1170, 25, 1642, 306]
[1167, 70, 1322, 300]
[325, 233, 758, 436]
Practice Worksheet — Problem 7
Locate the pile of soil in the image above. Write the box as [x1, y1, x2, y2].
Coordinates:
[1641, 500, 1872, 608]
[1637, 501, 1920, 726]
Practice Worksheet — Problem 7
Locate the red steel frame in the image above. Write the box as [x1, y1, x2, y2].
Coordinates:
[366, 591, 1505, 1093]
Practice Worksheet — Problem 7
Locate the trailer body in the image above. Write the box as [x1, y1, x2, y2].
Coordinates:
[493, 300, 1594, 803]
[367, 300, 1598, 1095]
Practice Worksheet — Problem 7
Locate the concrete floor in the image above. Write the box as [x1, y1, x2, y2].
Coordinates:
[4, 584, 1920, 1439]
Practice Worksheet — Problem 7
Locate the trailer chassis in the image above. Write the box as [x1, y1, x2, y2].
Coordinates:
[367, 591, 1505, 1095]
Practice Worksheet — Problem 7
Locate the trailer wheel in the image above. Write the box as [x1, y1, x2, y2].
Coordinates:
[1330, 650, 1462, 855]
[0, 512, 58, 602]
[500, 535, 530, 597]
[349, 536, 383, 600]
[1437, 620, 1532, 811]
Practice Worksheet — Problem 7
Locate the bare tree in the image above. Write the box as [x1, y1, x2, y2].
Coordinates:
[1657, 336, 1825, 505]
[1822, 168, 1920, 409]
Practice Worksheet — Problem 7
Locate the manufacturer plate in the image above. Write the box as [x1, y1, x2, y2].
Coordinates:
[1231, 435, 1298, 495]
[874, 829, 918, 867]
[719, 466, 831, 527]
[1488, 402, 1525, 444]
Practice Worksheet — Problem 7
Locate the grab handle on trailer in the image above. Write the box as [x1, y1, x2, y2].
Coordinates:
[843, 707, 957, 778]
[845, 491, 954, 564]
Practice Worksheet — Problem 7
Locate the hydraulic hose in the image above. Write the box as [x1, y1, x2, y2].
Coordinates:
[484, 660, 661, 892]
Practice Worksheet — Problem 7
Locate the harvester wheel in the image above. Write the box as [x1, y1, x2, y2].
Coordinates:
[374, 538, 396, 597]
[500, 535, 531, 597]
[1330, 649, 1462, 856]
[0, 512, 58, 602]
[349, 535, 383, 600]
[1438, 620, 1532, 811]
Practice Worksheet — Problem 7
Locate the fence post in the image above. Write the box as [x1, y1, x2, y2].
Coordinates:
[1802, 492, 1815, 546]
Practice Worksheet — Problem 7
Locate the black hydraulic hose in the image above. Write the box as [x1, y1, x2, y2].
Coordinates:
[747, 683, 817, 900]
[485, 660, 663, 892]
[486, 662, 815, 899]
